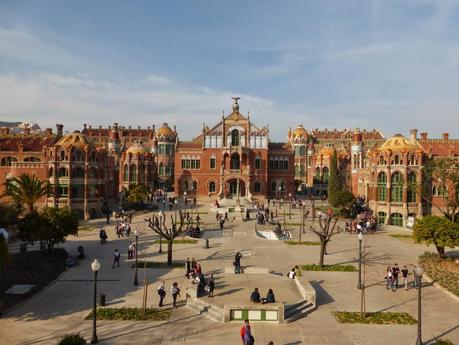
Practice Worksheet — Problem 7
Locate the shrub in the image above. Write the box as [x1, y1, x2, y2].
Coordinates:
[301, 264, 357, 272]
[332, 311, 417, 325]
[435, 339, 454, 345]
[285, 240, 320, 246]
[86, 307, 171, 321]
[58, 333, 86, 345]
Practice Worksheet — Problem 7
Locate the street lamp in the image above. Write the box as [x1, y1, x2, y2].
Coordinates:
[90, 259, 101, 344]
[133, 230, 139, 286]
[184, 191, 188, 214]
[174, 199, 178, 223]
[288, 192, 292, 219]
[415, 266, 424, 345]
[357, 232, 363, 290]
[158, 210, 164, 253]
[276, 186, 281, 217]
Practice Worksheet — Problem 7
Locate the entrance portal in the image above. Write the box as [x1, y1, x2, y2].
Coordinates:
[226, 179, 246, 198]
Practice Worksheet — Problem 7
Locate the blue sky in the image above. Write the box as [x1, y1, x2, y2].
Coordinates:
[0, 0, 458, 140]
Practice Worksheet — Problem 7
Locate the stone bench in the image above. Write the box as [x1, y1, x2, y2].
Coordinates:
[224, 267, 270, 274]
[224, 303, 285, 323]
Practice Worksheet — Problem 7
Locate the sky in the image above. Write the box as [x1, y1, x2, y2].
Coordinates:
[0, 0, 458, 141]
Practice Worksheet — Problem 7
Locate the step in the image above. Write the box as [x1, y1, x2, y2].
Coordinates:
[284, 299, 309, 312]
[283, 303, 316, 323]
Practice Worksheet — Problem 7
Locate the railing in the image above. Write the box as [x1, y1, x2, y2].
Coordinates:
[391, 202, 403, 208]
[408, 202, 418, 208]
[377, 202, 387, 207]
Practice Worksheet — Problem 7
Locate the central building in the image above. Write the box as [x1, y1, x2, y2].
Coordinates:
[174, 98, 295, 200]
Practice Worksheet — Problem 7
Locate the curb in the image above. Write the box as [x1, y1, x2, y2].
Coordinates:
[422, 271, 459, 303]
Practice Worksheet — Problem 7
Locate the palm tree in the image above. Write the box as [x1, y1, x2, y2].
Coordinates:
[4, 173, 50, 213]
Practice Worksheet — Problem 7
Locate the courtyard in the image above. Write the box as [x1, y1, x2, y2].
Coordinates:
[1, 199, 458, 345]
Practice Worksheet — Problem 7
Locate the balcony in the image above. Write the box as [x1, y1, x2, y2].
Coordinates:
[391, 202, 403, 208]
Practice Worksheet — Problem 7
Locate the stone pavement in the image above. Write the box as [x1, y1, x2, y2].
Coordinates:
[1, 200, 458, 345]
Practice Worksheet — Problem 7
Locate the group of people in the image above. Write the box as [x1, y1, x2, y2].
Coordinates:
[115, 221, 132, 238]
[385, 263, 413, 291]
[185, 257, 215, 297]
[250, 287, 276, 304]
[345, 215, 377, 234]
[157, 280, 181, 308]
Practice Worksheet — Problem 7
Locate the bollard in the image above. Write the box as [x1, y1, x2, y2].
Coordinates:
[99, 293, 106, 306]
[205, 238, 209, 248]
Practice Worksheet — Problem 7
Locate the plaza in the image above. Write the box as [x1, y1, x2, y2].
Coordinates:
[1, 198, 458, 345]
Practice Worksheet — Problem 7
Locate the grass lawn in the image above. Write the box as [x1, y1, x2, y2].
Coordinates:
[78, 226, 95, 232]
[419, 252, 459, 297]
[285, 240, 320, 246]
[86, 307, 171, 321]
[332, 311, 417, 325]
[0, 248, 68, 313]
[154, 239, 198, 244]
[301, 263, 357, 272]
[132, 261, 184, 268]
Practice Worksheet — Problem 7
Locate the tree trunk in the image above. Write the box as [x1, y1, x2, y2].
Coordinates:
[319, 239, 326, 268]
[167, 240, 173, 266]
[435, 244, 446, 258]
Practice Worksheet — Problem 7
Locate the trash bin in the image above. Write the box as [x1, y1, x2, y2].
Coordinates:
[99, 293, 106, 306]
[205, 238, 209, 248]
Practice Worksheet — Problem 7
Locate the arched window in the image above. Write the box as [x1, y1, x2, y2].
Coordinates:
[192, 180, 198, 191]
[279, 180, 285, 191]
[390, 172, 403, 202]
[379, 156, 385, 165]
[74, 150, 83, 162]
[377, 172, 387, 201]
[24, 157, 41, 162]
[377, 211, 386, 224]
[138, 164, 145, 183]
[58, 167, 68, 177]
[407, 172, 417, 202]
[88, 167, 97, 179]
[48, 167, 54, 178]
[315, 167, 321, 181]
[231, 129, 240, 146]
[322, 167, 329, 183]
[254, 182, 261, 193]
[254, 156, 261, 170]
[0, 156, 17, 166]
[59, 150, 65, 161]
[73, 167, 84, 178]
[408, 155, 416, 165]
[130, 165, 137, 182]
[394, 155, 400, 165]
[208, 181, 216, 193]
[130, 164, 137, 182]
[123, 164, 129, 181]
[391, 213, 403, 226]
[230, 153, 240, 170]
[184, 180, 189, 191]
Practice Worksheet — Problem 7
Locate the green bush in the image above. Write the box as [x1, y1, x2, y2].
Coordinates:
[419, 252, 459, 297]
[332, 311, 417, 325]
[58, 333, 86, 345]
[389, 233, 413, 239]
[154, 239, 197, 244]
[435, 339, 454, 345]
[86, 307, 171, 321]
[285, 240, 320, 246]
[301, 264, 357, 272]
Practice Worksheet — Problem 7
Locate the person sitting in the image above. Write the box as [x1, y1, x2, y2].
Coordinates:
[287, 268, 296, 279]
[250, 288, 261, 303]
[266, 289, 275, 303]
[77, 246, 85, 260]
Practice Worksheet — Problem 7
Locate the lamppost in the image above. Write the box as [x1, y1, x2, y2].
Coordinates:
[174, 199, 178, 223]
[357, 232, 363, 289]
[288, 192, 292, 219]
[281, 198, 285, 227]
[415, 266, 424, 345]
[184, 191, 187, 214]
[158, 210, 164, 253]
[276, 185, 281, 217]
[90, 259, 100, 344]
[133, 230, 139, 286]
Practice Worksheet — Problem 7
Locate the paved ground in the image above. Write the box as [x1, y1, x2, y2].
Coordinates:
[1, 199, 459, 345]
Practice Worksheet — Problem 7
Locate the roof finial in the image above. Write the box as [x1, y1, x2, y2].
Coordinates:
[231, 96, 240, 112]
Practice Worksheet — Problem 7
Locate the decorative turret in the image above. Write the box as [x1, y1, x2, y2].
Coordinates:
[108, 122, 120, 156]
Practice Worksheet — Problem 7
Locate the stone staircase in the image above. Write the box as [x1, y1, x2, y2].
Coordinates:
[283, 299, 315, 323]
[186, 287, 224, 322]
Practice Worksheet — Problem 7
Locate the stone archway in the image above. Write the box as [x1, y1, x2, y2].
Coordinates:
[224, 178, 246, 198]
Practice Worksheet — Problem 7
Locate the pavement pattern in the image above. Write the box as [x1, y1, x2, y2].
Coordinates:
[1, 199, 458, 345]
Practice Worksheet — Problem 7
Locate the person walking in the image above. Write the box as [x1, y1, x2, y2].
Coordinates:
[171, 282, 180, 308]
[392, 264, 400, 289]
[207, 273, 215, 298]
[219, 217, 225, 230]
[402, 265, 409, 290]
[386, 266, 394, 291]
[128, 241, 134, 259]
[157, 281, 166, 307]
[112, 249, 121, 268]
[240, 320, 255, 345]
[185, 257, 191, 278]
[234, 251, 243, 274]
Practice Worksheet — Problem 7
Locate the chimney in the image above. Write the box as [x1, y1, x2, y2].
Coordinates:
[114, 122, 119, 130]
[410, 129, 418, 140]
[147, 126, 150, 130]
[128, 126, 131, 129]
[420, 132, 428, 140]
[83, 123, 87, 130]
[108, 126, 111, 130]
[89, 125, 92, 130]
[99, 125, 102, 130]
[443, 132, 449, 141]
[138, 126, 141, 130]
[56, 124, 64, 137]
[45, 128, 52, 136]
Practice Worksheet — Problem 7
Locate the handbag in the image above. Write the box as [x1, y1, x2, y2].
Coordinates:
[204, 285, 210, 292]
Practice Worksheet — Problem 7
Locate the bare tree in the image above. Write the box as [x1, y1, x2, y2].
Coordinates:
[145, 210, 192, 266]
[309, 212, 341, 268]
